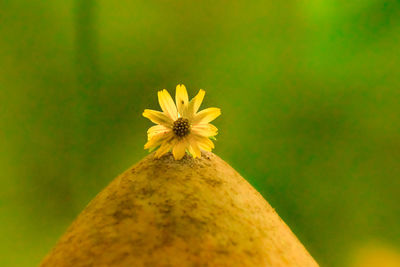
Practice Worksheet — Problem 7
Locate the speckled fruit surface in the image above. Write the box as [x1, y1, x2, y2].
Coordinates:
[40, 152, 318, 267]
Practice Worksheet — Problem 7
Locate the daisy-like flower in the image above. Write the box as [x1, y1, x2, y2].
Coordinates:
[143, 84, 221, 160]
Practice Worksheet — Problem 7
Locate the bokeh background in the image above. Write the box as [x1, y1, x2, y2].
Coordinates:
[1, 1, 400, 266]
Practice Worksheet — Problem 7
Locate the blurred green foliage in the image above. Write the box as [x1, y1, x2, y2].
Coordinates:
[1, 1, 400, 266]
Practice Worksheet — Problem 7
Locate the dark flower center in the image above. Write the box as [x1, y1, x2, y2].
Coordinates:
[172, 118, 190, 137]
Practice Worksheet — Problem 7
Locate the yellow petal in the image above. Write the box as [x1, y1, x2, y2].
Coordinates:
[187, 145, 196, 158]
[175, 84, 189, 117]
[188, 136, 201, 158]
[158, 89, 178, 120]
[172, 138, 188, 160]
[147, 125, 171, 140]
[144, 131, 173, 150]
[194, 135, 215, 151]
[155, 139, 175, 158]
[192, 107, 221, 124]
[186, 89, 205, 119]
[143, 109, 174, 127]
[191, 123, 218, 137]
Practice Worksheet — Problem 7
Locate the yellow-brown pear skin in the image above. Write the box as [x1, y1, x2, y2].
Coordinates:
[40, 152, 318, 267]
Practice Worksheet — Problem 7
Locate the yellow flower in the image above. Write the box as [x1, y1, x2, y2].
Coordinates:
[143, 84, 221, 160]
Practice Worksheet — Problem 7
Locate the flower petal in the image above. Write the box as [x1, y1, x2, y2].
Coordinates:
[186, 89, 205, 119]
[155, 139, 175, 158]
[175, 84, 189, 117]
[192, 107, 221, 124]
[172, 138, 188, 160]
[158, 89, 178, 120]
[191, 123, 218, 137]
[147, 125, 171, 140]
[188, 136, 201, 158]
[143, 109, 174, 127]
[194, 135, 215, 151]
[145, 131, 173, 150]
[187, 145, 196, 158]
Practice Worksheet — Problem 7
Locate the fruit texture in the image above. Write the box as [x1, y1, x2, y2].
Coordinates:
[40, 152, 318, 267]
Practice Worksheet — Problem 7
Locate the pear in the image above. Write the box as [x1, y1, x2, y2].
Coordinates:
[40, 152, 318, 267]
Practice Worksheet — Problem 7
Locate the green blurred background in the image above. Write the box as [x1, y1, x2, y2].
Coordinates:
[1, 1, 400, 266]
